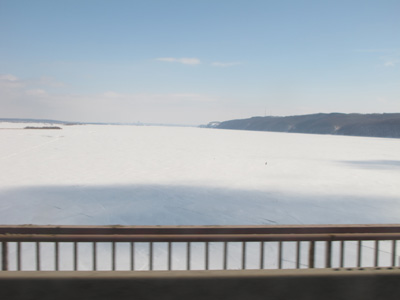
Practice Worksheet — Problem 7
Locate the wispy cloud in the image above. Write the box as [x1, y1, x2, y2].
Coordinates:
[0, 74, 64, 89]
[354, 49, 393, 53]
[382, 57, 400, 67]
[0, 74, 19, 81]
[211, 61, 242, 67]
[0, 74, 25, 90]
[101, 91, 215, 103]
[25, 89, 47, 96]
[355, 49, 400, 67]
[156, 57, 201, 65]
[35, 76, 65, 87]
[155, 58, 242, 67]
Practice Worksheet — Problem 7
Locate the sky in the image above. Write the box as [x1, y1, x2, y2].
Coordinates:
[0, 0, 399, 125]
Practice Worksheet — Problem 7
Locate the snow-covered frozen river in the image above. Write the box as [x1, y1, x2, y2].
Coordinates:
[1, 123, 400, 225]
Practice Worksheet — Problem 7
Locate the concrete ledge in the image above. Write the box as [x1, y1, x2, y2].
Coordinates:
[1, 267, 400, 300]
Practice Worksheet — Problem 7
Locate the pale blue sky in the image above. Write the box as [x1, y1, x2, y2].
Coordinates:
[1, 0, 399, 124]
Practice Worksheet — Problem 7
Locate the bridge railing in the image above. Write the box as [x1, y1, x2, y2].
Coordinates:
[1, 224, 400, 271]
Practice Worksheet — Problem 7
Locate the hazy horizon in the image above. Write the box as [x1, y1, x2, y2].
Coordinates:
[2, 111, 400, 128]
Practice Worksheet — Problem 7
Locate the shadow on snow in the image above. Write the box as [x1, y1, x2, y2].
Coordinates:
[1, 184, 400, 225]
[340, 160, 400, 170]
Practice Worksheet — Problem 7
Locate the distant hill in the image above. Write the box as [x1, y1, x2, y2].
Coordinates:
[0, 118, 71, 124]
[210, 113, 400, 138]
[0, 118, 194, 128]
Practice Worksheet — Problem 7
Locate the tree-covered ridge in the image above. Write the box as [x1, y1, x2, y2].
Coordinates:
[212, 113, 400, 138]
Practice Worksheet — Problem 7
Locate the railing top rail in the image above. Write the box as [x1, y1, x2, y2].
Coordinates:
[1, 224, 400, 236]
[2, 232, 400, 243]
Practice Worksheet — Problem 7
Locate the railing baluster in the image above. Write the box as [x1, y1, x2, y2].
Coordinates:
[2, 241, 8, 271]
[242, 241, 246, 269]
[223, 241, 228, 270]
[278, 241, 283, 269]
[260, 241, 265, 269]
[374, 240, 379, 267]
[149, 242, 153, 271]
[392, 240, 397, 267]
[325, 240, 332, 268]
[205, 242, 209, 270]
[93, 242, 97, 271]
[55, 242, 59, 271]
[187, 242, 191, 270]
[296, 241, 300, 269]
[112, 242, 116, 271]
[357, 241, 362, 267]
[130, 242, 134, 271]
[309, 241, 315, 269]
[17, 242, 21, 271]
[36, 242, 40, 271]
[74, 242, 78, 271]
[340, 241, 345, 268]
[168, 242, 172, 271]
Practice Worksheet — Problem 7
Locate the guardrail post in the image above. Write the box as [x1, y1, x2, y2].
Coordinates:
[309, 241, 315, 268]
[374, 240, 379, 267]
[357, 241, 362, 267]
[325, 240, 332, 268]
[2, 241, 8, 271]
[391, 240, 396, 267]
[278, 241, 283, 269]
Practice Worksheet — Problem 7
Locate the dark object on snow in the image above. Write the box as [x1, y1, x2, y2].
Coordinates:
[24, 126, 62, 130]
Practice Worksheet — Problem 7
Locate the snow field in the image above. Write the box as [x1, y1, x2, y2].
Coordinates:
[1, 123, 399, 225]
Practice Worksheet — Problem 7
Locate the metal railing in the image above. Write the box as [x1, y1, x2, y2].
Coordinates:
[1, 224, 400, 271]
